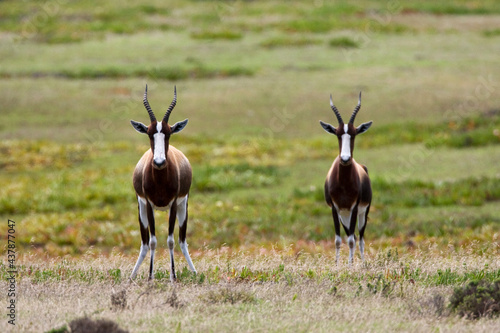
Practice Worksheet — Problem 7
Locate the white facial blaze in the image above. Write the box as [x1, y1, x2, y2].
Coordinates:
[153, 122, 166, 165]
[340, 124, 351, 162]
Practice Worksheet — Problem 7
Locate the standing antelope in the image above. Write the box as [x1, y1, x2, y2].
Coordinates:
[129, 85, 196, 281]
[319, 92, 373, 265]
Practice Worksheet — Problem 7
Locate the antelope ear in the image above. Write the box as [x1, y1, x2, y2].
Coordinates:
[320, 120, 337, 135]
[131, 120, 148, 134]
[171, 118, 188, 134]
[356, 121, 373, 135]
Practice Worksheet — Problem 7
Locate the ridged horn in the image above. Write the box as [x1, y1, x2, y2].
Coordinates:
[163, 86, 177, 123]
[143, 84, 156, 122]
[349, 91, 362, 124]
[330, 94, 344, 125]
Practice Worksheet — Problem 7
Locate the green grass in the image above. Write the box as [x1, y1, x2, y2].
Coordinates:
[0, 65, 255, 80]
[1, 137, 498, 254]
[4, 0, 498, 46]
[328, 36, 360, 48]
[482, 28, 500, 37]
[4, 250, 499, 287]
[259, 36, 322, 48]
[190, 29, 243, 40]
[402, 1, 500, 15]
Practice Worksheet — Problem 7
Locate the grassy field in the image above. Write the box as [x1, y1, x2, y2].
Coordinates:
[3, 249, 500, 332]
[1, 0, 500, 331]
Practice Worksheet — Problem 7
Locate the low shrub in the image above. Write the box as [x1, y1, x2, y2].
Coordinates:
[448, 279, 500, 319]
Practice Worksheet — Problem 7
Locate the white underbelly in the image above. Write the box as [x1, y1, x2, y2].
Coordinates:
[150, 195, 187, 211]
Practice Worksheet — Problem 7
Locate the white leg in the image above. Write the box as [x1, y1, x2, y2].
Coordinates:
[131, 197, 150, 279]
[359, 237, 365, 262]
[177, 196, 197, 273]
[358, 206, 367, 262]
[335, 235, 342, 265]
[167, 234, 176, 282]
[149, 235, 157, 279]
[176, 196, 188, 226]
[347, 235, 356, 266]
[131, 243, 149, 279]
[179, 241, 197, 273]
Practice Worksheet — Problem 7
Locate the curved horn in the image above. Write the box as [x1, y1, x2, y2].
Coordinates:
[143, 84, 156, 122]
[349, 91, 362, 124]
[330, 94, 344, 125]
[163, 86, 177, 123]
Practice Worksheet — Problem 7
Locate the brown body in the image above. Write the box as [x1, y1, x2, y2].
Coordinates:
[133, 146, 192, 208]
[325, 157, 371, 212]
[319, 92, 373, 265]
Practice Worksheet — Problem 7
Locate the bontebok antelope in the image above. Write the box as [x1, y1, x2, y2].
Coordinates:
[319, 92, 373, 265]
[130, 85, 196, 281]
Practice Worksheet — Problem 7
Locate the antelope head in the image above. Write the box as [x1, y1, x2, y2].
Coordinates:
[131, 85, 188, 170]
[319, 92, 372, 165]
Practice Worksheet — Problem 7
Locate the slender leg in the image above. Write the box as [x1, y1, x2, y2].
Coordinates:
[358, 204, 370, 262]
[347, 206, 358, 266]
[168, 202, 177, 282]
[131, 196, 150, 279]
[146, 201, 156, 280]
[178, 196, 196, 273]
[332, 207, 342, 265]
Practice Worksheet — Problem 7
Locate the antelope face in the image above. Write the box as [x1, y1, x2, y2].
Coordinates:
[319, 122, 358, 165]
[130, 85, 188, 170]
[319, 92, 372, 165]
[338, 123, 355, 165]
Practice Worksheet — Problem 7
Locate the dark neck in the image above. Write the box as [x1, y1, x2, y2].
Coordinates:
[338, 159, 355, 182]
[152, 162, 172, 184]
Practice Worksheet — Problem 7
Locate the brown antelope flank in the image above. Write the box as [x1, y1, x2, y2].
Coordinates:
[130, 85, 196, 281]
[319, 92, 373, 265]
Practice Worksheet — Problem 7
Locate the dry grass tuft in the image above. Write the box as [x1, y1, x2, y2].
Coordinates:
[165, 288, 184, 309]
[415, 293, 448, 318]
[110, 289, 127, 311]
[200, 286, 257, 305]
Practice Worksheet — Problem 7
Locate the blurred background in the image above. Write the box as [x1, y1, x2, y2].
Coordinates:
[1, 0, 499, 256]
